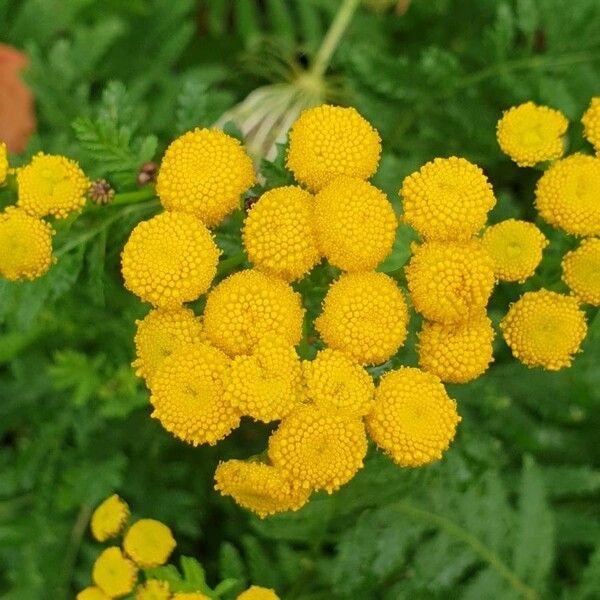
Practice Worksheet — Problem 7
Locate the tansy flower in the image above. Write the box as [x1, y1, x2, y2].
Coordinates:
[581, 97, 600, 153]
[123, 519, 176, 568]
[417, 312, 495, 384]
[121, 211, 220, 307]
[562, 238, 600, 305]
[203, 269, 304, 357]
[243, 185, 320, 281]
[286, 105, 381, 192]
[481, 219, 548, 282]
[535, 154, 600, 236]
[156, 128, 255, 227]
[92, 547, 138, 598]
[500, 290, 587, 370]
[268, 405, 368, 493]
[90, 494, 129, 542]
[400, 157, 496, 242]
[214, 459, 310, 518]
[16, 152, 88, 218]
[150, 343, 240, 446]
[237, 586, 280, 600]
[315, 272, 408, 365]
[173, 595, 211, 600]
[314, 176, 396, 271]
[366, 367, 461, 468]
[135, 579, 171, 600]
[0, 142, 7, 184]
[76, 588, 111, 600]
[406, 241, 495, 324]
[0, 207, 54, 281]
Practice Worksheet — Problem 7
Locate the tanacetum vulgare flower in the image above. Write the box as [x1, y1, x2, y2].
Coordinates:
[286, 105, 381, 192]
[173, 594, 211, 600]
[92, 547, 138, 598]
[315, 272, 408, 365]
[581, 97, 600, 153]
[314, 176, 396, 271]
[562, 238, 600, 305]
[535, 154, 600, 236]
[406, 241, 495, 324]
[77, 588, 111, 600]
[417, 312, 495, 384]
[500, 290, 587, 370]
[400, 157, 496, 242]
[243, 185, 320, 281]
[214, 459, 310, 518]
[135, 579, 170, 600]
[123, 519, 176, 569]
[121, 211, 220, 307]
[237, 586, 280, 600]
[268, 405, 368, 493]
[0, 207, 53, 281]
[0, 142, 7, 184]
[16, 152, 88, 218]
[156, 128, 255, 227]
[90, 494, 129, 542]
[203, 269, 304, 357]
[481, 219, 548, 282]
[366, 367, 461, 468]
[150, 343, 240, 446]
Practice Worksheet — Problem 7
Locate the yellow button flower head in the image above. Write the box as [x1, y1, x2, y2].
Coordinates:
[156, 128, 255, 227]
[417, 312, 495, 384]
[581, 97, 600, 153]
[496, 102, 568, 167]
[135, 579, 171, 600]
[93, 547, 138, 598]
[302, 348, 375, 417]
[203, 269, 304, 357]
[406, 241, 495, 324]
[562, 238, 600, 305]
[314, 176, 396, 271]
[243, 185, 320, 281]
[90, 494, 129, 542]
[366, 367, 461, 467]
[214, 459, 310, 518]
[237, 586, 280, 600]
[16, 152, 88, 218]
[123, 519, 176, 568]
[0, 142, 8, 184]
[268, 405, 368, 493]
[315, 272, 408, 365]
[500, 290, 587, 370]
[150, 343, 240, 445]
[286, 105, 381, 192]
[224, 335, 304, 423]
[400, 157, 496, 242]
[481, 219, 548, 282]
[535, 154, 600, 236]
[77, 587, 111, 600]
[173, 595, 211, 600]
[121, 211, 220, 307]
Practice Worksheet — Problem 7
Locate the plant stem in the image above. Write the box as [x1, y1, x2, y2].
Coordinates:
[216, 252, 247, 277]
[110, 186, 156, 206]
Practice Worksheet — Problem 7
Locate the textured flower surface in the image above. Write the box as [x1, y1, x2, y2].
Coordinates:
[135, 579, 171, 600]
[123, 519, 176, 568]
[400, 157, 496, 241]
[581, 97, 600, 153]
[156, 128, 255, 226]
[0, 142, 7, 184]
[90, 494, 129, 542]
[314, 176, 396, 271]
[562, 238, 600, 305]
[237, 586, 280, 600]
[77, 588, 111, 600]
[121, 211, 220, 307]
[172, 594, 211, 600]
[286, 104, 381, 192]
[366, 367, 461, 467]
[92, 547, 138, 598]
[500, 290, 587, 370]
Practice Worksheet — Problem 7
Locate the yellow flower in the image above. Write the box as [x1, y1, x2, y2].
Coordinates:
[286, 104, 381, 192]
[581, 97, 600, 153]
[481, 219, 548, 282]
[268, 405, 368, 493]
[76, 587, 111, 600]
[243, 185, 320, 281]
[406, 241, 495, 324]
[315, 272, 408, 365]
[92, 547, 138, 598]
[365, 367, 461, 468]
[0, 142, 8, 184]
[302, 348, 375, 417]
[400, 157, 496, 241]
[203, 269, 304, 357]
[135, 579, 171, 600]
[150, 342, 240, 446]
[417, 313, 495, 384]
[90, 494, 129, 542]
[214, 459, 310, 518]
[123, 519, 176, 568]
[237, 586, 280, 600]
[172, 595, 211, 600]
[0, 207, 54, 281]
[535, 153, 600, 236]
[562, 238, 600, 305]
[16, 152, 88, 218]
[121, 211, 220, 307]
[224, 335, 304, 423]
[496, 102, 568, 167]
[156, 128, 255, 227]
[500, 290, 587, 370]
[314, 176, 396, 271]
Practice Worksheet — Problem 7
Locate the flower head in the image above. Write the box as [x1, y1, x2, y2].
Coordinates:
[90, 494, 129, 542]
[173, 595, 211, 600]
[562, 237, 600, 305]
[135, 579, 171, 600]
[0, 142, 7, 184]
[123, 519, 176, 568]
[581, 97, 600, 153]
[237, 587, 280, 600]
[92, 547, 138, 598]
[77, 588, 111, 600]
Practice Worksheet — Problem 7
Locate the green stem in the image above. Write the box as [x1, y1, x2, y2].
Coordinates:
[110, 186, 156, 206]
[216, 252, 247, 277]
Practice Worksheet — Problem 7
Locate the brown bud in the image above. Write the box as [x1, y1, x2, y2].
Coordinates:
[88, 179, 115, 205]
[137, 161, 158, 186]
